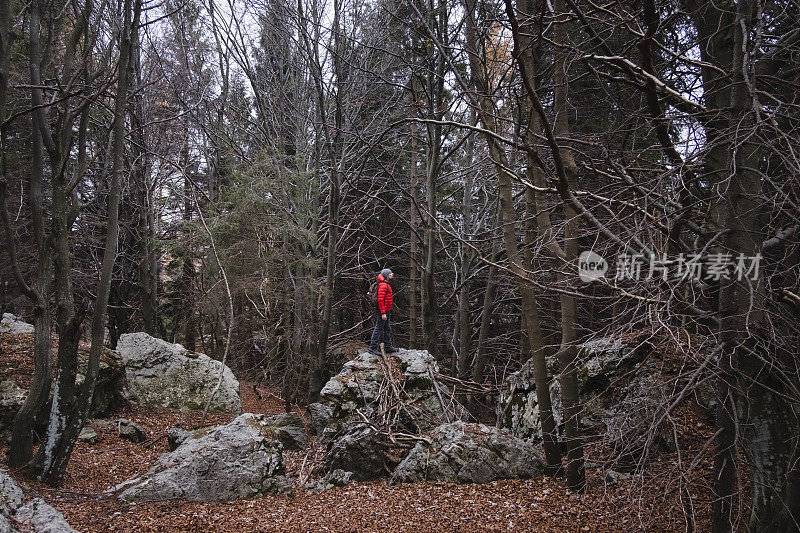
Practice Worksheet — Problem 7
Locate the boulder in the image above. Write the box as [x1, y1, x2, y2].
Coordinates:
[602, 363, 673, 467]
[320, 423, 398, 482]
[263, 413, 307, 451]
[94, 419, 147, 443]
[390, 421, 543, 484]
[115, 332, 241, 413]
[604, 469, 631, 485]
[305, 469, 353, 492]
[166, 428, 191, 451]
[77, 426, 98, 444]
[499, 336, 648, 440]
[0, 469, 24, 518]
[76, 350, 127, 418]
[114, 413, 291, 502]
[313, 348, 460, 441]
[307, 402, 333, 437]
[0, 468, 78, 533]
[0, 381, 25, 440]
[0, 514, 15, 533]
[0, 314, 33, 335]
[12, 499, 77, 533]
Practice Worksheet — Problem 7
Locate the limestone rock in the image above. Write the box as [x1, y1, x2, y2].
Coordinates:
[0, 468, 78, 533]
[602, 364, 673, 467]
[499, 336, 648, 440]
[307, 403, 332, 436]
[114, 413, 291, 502]
[0, 314, 33, 335]
[94, 419, 146, 443]
[166, 428, 190, 451]
[115, 332, 240, 413]
[390, 421, 543, 484]
[76, 351, 127, 418]
[305, 469, 352, 492]
[77, 427, 98, 444]
[0, 381, 25, 440]
[321, 423, 397, 482]
[604, 469, 631, 485]
[0, 469, 23, 518]
[13, 499, 78, 533]
[263, 413, 307, 451]
[0, 513, 15, 533]
[313, 348, 460, 441]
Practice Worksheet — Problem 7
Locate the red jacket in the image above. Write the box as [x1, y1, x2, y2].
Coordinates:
[377, 274, 393, 314]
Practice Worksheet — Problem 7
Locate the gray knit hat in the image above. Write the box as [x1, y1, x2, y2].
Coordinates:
[380, 268, 392, 278]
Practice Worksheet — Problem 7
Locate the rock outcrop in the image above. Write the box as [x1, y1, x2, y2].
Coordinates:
[263, 413, 307, 451]
[602, 363, 673, 465]
[499, 336, 649, 440]
[390, 421, 543, 484]
[93, 419, 146, 443]
[166, 428, 191, 451]
[0, 381, 25, 441]
[114, 413, 291, 502]
[308, 348, 460, 441]
[0, 314, 33, 335]
[115, 332, 241, 413]
[77, 351, 127, 418]
[0, 468, 78, 533]
[320, 423, 400, 482]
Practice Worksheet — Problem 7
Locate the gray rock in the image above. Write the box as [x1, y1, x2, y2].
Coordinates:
[263, 413, 307, 451]
[114, 413, 291, 502]
[0, 468, 78, 533]
[313, 349, 461, 441]
[0, 513, 16, 533]
[0, 381, 25, 439]
[305, 469, 353, 492]
[13, 499, 78, 533]
[77, 427, 98, 444]
[76, 352, 127, 418]
[167, 428, 191, 451]
[116, 420, 146, 443]
[307, 403, 332, 436]
[95, 419, 146, 443]
[0, 314, 34, 335]
[0, 469, 24, 517]
[322, 423, 395, 482]
[602, 364, 672, 465]
[391, 421, 543, 484]
[604, 469, 631, 485]
[499, 336, 647, 440]
[115, 332, 241, 413]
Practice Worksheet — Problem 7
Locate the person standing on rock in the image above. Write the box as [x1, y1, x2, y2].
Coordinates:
[370, 268, 398, 355]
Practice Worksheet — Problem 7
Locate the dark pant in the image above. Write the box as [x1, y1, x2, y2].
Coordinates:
[370, 312, 394, 349]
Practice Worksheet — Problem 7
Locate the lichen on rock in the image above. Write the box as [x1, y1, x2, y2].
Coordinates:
[115, 332, 241, 413]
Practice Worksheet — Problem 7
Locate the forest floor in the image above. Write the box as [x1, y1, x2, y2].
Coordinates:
[1, 332, 714, 532]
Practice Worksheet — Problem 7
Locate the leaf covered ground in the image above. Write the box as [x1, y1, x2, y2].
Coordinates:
[1, 332, 713, 531]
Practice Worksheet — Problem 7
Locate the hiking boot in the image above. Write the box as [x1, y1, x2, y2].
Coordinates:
[385, 346, 399, 354]
[368, 346, 382, 356]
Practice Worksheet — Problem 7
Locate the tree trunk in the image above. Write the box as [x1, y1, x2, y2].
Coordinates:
[472, 214, 500, 384]
[462, 0, 562, 475]
[457, 130, 474, 379]
[32, 0, 137, 484]
[713, 0, 765, 527]
[409, 118, 421, 348]
[1, 0, 54, 468]
[549, 0, 585, 492]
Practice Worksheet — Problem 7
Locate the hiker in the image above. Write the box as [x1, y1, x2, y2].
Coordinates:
[369, 268, 398, 355]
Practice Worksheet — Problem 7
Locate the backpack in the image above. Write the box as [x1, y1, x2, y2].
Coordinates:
[368, 281, 379, 303]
